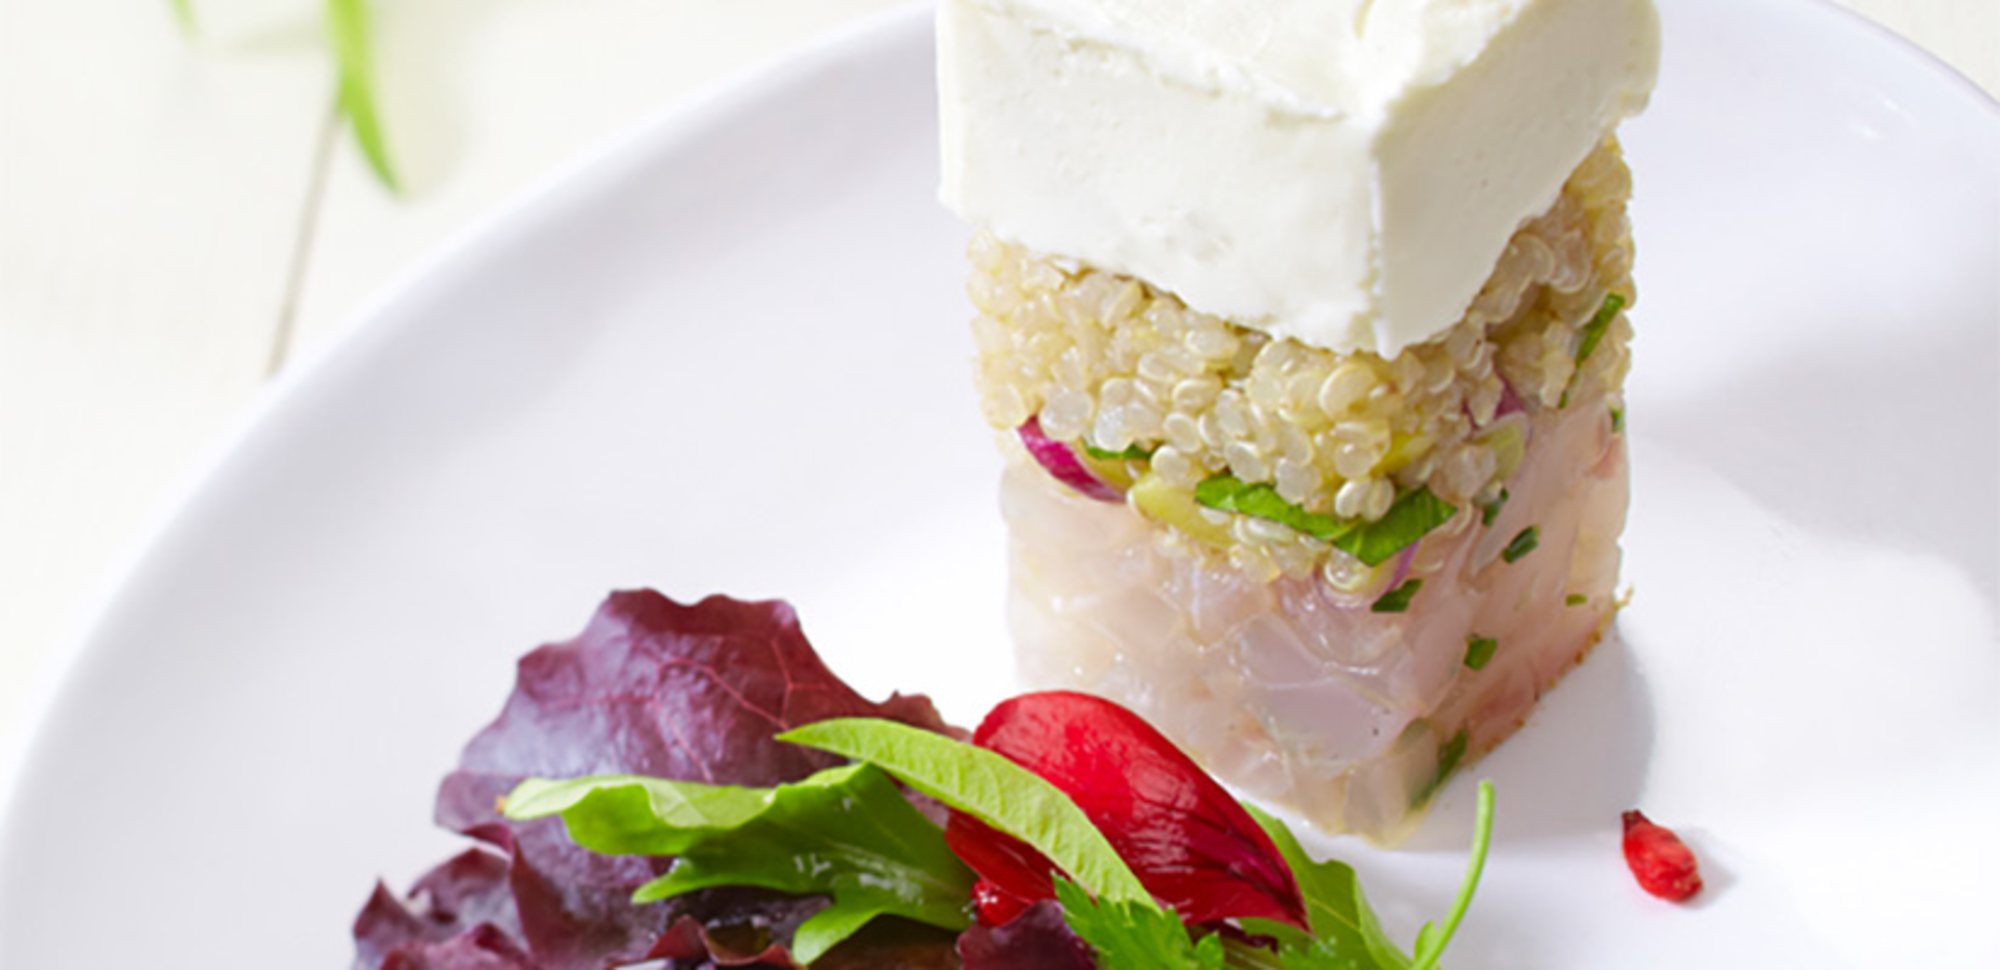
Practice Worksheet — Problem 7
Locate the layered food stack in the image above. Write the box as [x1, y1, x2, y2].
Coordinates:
[941, 0, 1660, 840]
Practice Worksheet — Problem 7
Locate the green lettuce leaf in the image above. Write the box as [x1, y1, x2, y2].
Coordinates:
[502, 763, 973, 963]
[780, 717, 1154, 907]
[1054, 878, 1226, 970]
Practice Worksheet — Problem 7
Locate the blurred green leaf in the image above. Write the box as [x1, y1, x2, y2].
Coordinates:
[169, 0, 196, 34]
[326, 0, 401, 192]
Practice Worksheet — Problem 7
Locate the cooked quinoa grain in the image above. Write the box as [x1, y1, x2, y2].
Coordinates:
[969, 139, 1637, 582]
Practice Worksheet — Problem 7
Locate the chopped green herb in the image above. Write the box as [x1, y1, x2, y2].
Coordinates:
[1332, 487, 1459, 567]
[1464, 636, 1498, 671]
[1559, 293, 1628, 409]
[1610, 405, 1626, 434]
[1573, 292, 1628, 368]
[1084, 443, 1156, 462]
[1479, 489, 1509, 527]
[501, 764, 973, 963]
[1565, 593, 1588, 607]
[1501, 526, 1540, 564]
[1371, 579, 1423, 614]
[1411, 730, 1471, 809]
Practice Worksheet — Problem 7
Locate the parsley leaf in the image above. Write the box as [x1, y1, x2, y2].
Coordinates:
[1463, 636, 1498, 671]
[1055, 878, 1226, 970]
[1501, 526, 1540, 564]
[503, 763, 973, 963]
[780, 718, 1153, 906]
[1370, 579, 1423, 614]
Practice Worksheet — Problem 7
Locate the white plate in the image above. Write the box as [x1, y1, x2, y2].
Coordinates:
[3, 0, 1995, 966]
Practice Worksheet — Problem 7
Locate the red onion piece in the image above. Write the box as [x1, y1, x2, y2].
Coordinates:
[1017, 417, 1123, 503]
[1495, 378, 1528, 419]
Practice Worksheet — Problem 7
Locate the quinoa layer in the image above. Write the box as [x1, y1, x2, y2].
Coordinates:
[968, 139, 1637, 585]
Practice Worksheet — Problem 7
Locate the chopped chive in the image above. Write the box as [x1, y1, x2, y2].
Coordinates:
[1610, 405, 1626, 434]
[1574, 292, 1627, 368]
[1083, 443, 1155, 462]
[1565, 593, 1588, 607]
[1371, 579, 1423, 613]
[1559, 293, 1628, 409]
[1480, 489, 1510, 528]
[1501, 526, 1540, 564]
[1412, 729, 1471, 808]
[1464, 636, 1498, 670]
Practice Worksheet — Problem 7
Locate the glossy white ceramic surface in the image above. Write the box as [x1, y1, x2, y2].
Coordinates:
[2, 1, 1994, 966]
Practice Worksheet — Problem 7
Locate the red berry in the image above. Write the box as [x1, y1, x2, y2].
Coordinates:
[1621, 810, 1703, 902]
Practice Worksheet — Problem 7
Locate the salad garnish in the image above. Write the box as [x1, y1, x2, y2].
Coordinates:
[356, 591, 1497, 969]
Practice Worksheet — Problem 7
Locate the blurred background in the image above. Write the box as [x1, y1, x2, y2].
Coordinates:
[1, 0, 1994, 776]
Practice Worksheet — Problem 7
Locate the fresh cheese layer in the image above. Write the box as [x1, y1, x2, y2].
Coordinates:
[938, 0, 1659, 357]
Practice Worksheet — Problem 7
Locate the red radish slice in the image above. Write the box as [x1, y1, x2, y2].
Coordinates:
[948, 691, 1309, 930]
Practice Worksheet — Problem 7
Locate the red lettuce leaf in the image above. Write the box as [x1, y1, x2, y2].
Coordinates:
[379, 924, 538, 970]
[358, 591, 957, 970]
[952, 690, 1309, 930]
[355, 848, 521, 970]
[955, 900, 1095, 969]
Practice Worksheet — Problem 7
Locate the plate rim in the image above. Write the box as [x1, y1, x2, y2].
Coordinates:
[2, 0, 1995, 953]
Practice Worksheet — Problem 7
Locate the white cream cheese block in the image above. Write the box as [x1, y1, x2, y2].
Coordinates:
[937, 0, 1659, 356]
